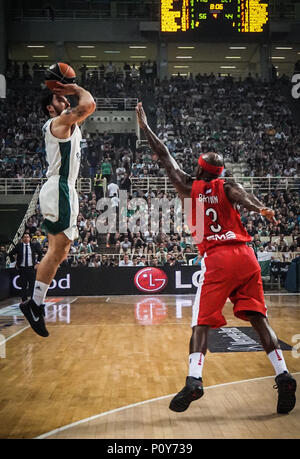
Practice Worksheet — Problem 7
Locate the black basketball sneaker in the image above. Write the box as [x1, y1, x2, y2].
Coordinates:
[20, 299, 49, 338]
[169, 376, 204, 412]
[274, 371, 297, 414]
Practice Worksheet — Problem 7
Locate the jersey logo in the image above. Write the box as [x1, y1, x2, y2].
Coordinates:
[205, 189, 212, 195]
[206, 231, 237, 241]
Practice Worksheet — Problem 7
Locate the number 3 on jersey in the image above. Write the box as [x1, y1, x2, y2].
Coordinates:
[206, 208, 222, 233]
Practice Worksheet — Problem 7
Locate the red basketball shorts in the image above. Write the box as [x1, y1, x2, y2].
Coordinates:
[191, 244, 267, 329]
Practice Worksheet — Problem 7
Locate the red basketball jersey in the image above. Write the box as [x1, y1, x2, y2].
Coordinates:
[190, 178, 252, 255]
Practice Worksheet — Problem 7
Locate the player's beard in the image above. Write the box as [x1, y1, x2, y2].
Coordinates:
[52, 100, 69, 116]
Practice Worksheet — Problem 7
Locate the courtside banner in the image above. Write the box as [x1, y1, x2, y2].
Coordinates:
[8, 266, 202, 296]
[0, 269, 10, 300]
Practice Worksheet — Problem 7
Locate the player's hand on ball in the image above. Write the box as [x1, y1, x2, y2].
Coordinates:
[136, 102, 148, 129]
[52, 81, 78, 96]
[260, 208, 277, 225]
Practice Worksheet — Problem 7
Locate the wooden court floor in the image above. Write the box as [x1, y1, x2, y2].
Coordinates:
[0, 294, 299, 439]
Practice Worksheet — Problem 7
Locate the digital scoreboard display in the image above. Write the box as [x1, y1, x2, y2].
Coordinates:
[161, 0, 269, 34]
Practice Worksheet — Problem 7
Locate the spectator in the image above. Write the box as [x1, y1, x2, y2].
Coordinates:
[101, 158, 113, 182]
[120, 237, 132, 253]
[119, 254, 133, 266]
[120, 172, 132, 193]
[107, 178, 119, 198]
[0, 245, 8, 269]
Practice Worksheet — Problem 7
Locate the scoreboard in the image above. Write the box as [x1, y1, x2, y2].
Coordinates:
[161, 0, 269, 34]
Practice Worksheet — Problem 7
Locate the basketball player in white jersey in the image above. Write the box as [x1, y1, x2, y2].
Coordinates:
[20, 82, 96, 337]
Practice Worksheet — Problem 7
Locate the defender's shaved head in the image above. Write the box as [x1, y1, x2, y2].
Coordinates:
[197, 152, 224, 180]
[201, 152, 224, 168]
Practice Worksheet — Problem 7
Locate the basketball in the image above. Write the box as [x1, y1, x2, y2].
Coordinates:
[44, 62, 76, 90]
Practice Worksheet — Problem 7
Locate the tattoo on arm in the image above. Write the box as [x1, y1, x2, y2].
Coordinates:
[64, 107, 88, 119]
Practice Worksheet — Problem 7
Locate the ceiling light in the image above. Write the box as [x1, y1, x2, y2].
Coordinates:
[220, 66, 236, 69]
[81, 55, 97, 58]
[129, 46, 147, 49]
[225, 56, 241, 59]
[130, 56, 146, 58]
[272, 56, 285, 59]
[104, 51, 121, 54]
[27, 45, 45, 48]
[229, 46, 246, 49]
[77, 45, 95, 48]
[174, 65, 189, 68]
[177, 46, 195, 49]
[32, 55, 49, 58]
[172, 73, 188, 76]
[275, 47, 293, 50]
[176, 56, 193, 59]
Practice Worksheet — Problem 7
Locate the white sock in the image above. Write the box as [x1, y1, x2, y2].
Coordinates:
[267, 349, 288, 376]
[32, 281, 49, 306]
[188, 352, 205, 379]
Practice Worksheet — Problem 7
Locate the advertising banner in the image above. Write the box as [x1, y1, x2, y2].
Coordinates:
[9, 266, 202, 297]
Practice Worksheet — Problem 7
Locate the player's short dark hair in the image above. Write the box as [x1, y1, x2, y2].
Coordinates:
[41, 90, 54, 117]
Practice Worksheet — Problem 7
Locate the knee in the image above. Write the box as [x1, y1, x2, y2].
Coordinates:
[246, 311, 266, 324]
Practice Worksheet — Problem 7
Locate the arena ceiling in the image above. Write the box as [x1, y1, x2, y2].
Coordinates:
[9, 41, 300, 77]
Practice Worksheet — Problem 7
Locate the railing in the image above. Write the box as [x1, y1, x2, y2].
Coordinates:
[0, 176, 299, 195]
[66, 251, 299, 266]
[67, 252, 195, 266]
[0, 178, 92, 195]
[11, 2, 159, 22]
[95, 98, 138, 111]
[130, 177, 300, 194]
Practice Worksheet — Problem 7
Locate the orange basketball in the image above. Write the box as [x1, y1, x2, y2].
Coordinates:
[45, 62, 76, 90]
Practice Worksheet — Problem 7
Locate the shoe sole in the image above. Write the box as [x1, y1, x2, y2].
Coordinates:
[169, 389, 204, 412]
[19, 304, 49, 338]
[277, 379, 297, 414]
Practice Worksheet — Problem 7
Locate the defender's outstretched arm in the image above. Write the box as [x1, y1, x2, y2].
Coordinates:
[136, 102, 192, 199]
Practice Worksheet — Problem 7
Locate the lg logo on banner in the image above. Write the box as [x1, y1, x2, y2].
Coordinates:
[291, 74, 300, 99]
[134, 268, 168, 293]
[134, 268, 202, 293]
[13, 274, 71, 291]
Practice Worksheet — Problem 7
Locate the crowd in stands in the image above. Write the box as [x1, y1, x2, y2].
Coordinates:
[1, 61, 299, 270]
[154, 73, 300, 179]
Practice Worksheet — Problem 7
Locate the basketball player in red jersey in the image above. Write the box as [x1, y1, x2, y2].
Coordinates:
[136, 102, 296, 415]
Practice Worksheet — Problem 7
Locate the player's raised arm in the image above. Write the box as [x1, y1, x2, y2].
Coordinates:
[52, 82, 96, 127]
[136, 102, 193, 199]
[224, 180, 277, 224]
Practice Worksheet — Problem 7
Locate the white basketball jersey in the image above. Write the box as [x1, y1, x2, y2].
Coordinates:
[42, 116, 82, 183]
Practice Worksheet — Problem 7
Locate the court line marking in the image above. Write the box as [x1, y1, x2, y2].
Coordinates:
[3, 325, 30, 343]
[35, 371, 300, 439]
[1, 297, 78, 344]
